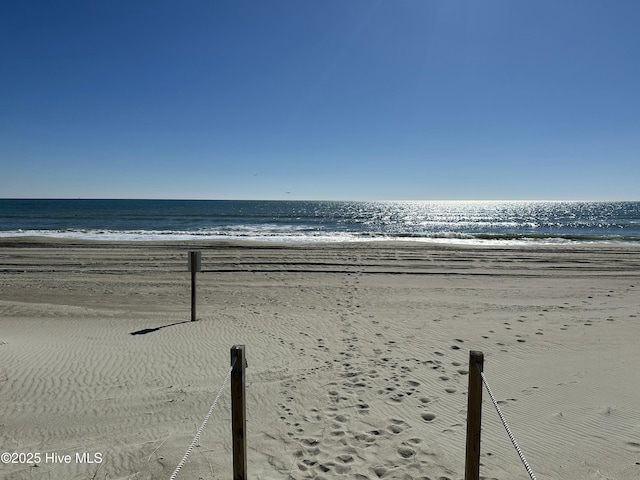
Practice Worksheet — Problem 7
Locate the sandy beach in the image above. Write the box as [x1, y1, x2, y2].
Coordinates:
[1, 238, 639, 480]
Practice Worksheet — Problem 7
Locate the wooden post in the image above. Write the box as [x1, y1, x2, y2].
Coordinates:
[189, 251, 197, 321]
[231, 345, 247, 480]
[465, 350, 484, 480]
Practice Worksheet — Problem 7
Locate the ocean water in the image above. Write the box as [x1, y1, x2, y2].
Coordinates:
[0, 199, 639, 245]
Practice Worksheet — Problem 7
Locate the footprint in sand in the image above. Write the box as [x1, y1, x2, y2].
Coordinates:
[373, 466, 387, 477]
[334, 414, 349, 423]
[387, 424, 403, 434]
[336, 453, 354, 464]
[398, 446, 416, 459]
[421, 413, 436, 422]
[387, 418, 410, 434]
[388, 393, 406, 404]
[301, 438, 320, 447]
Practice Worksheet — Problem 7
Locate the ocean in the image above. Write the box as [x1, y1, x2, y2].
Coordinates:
[0, 199, 639, 245]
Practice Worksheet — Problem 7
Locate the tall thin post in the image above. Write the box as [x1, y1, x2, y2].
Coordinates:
[190, 251, 197, 321]
[465, 350, 484, 480]
[231, 345, 247, 480]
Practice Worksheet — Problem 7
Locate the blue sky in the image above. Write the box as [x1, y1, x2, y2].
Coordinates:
[1, 0, 638, 200]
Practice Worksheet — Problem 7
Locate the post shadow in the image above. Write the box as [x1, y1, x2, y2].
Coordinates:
[130, 320, 191, 336]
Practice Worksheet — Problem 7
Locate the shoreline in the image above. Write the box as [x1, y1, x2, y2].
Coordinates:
[2, 232, 640, 247]
[1, 239, 639, 479]
[4, 234, 640, 247]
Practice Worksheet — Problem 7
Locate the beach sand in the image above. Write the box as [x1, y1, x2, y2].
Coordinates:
[1, 238, 639, 480]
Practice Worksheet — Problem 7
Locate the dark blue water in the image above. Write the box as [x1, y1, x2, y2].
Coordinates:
[1, 199, 639, 244]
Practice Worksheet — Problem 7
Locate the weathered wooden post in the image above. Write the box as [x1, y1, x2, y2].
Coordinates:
[188, 251, 201, 321]
[465, 350, 484, 480]
[231, 345, 247, 480]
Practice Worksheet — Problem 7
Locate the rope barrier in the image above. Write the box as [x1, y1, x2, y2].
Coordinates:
[477, 363, 538, 480]
[169, 357, 237, 480]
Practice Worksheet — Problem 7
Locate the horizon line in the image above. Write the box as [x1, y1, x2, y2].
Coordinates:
[1, 197, 638, 203]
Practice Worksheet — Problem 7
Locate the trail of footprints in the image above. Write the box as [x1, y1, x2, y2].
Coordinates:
[282, 348, 469, 478]
[277, 269, 471, 479]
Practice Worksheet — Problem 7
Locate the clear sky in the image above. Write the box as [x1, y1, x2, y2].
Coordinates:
[1, 0, 638, 201]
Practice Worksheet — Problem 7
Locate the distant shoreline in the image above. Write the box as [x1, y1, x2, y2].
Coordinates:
[3, 235, 640, 254]
[1, 233, 639, 246]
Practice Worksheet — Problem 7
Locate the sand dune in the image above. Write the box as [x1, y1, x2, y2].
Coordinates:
[1, 238, 639, 479]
